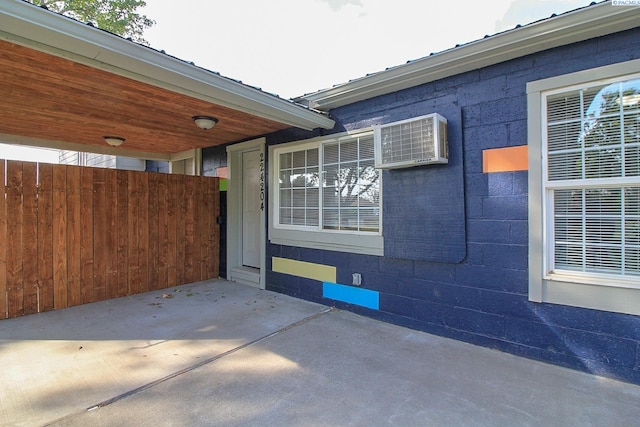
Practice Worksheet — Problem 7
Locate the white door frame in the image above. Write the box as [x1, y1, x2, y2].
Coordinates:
[226, 138, 266, 288]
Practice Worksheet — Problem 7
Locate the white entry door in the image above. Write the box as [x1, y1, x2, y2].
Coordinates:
[242, 149, 261, 268]
[227, 138, 265, 289]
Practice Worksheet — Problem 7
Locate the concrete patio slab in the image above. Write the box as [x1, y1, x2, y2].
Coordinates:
[1, 279, 640, 426]
[0, 280, 326, 426]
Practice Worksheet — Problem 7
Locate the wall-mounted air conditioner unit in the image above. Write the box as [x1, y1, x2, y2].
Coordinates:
[374, 113, 448, 169]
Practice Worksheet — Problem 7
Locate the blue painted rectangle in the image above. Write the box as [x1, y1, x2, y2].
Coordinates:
[323, 282, 379, 310]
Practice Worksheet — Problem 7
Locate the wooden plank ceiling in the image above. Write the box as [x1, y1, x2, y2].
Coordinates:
[0, 40, 290, 154]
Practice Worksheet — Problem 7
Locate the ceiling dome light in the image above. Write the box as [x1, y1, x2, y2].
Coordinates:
[192, 115, 218, 130]
[103, 136, 125, 147]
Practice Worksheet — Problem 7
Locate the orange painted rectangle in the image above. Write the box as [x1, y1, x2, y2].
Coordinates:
[483, 145, 528, 173]
[216, 167, 228, 178]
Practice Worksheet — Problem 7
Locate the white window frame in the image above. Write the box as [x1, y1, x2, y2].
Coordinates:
[269, 129, 384, 256]
[528, 58, 640, 316]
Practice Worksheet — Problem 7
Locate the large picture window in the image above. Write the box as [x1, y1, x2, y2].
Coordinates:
[269, 130, 383, 255]
[546, 77, 640, 280]
[528, 60, 640, 315]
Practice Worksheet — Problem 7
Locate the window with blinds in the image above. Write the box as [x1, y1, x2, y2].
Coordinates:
[279, 148, 320, 227]
[274, 131, 380, 234]
[322, 135, 379, 232]
[544, 77, 640, 278]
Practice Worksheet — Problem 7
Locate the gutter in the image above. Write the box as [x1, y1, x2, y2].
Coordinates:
[0, 0, 335, 131]
[296, 1, 640, 110]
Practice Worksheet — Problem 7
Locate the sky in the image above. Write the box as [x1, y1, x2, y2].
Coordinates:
[0, 0, 592, 162]
[142, 0, 592, 100]
[0, 143, 60, 164]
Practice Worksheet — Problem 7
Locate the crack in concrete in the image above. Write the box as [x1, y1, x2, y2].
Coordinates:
[44, 307, 334, 426]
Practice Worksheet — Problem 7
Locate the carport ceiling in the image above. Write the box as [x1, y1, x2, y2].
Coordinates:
[0, 40, 290, 155]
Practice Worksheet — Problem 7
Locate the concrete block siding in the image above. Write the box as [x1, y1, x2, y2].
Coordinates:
[218, 28, 640, 385]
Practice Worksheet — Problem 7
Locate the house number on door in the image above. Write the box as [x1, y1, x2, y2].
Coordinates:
[259, 152, 265, 211]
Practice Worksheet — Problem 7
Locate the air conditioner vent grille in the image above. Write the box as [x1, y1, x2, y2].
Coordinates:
[381, 118, 435, 164]
[374, 113, 448, 169]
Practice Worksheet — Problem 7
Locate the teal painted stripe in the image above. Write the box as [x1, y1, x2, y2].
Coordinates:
[323, 282, 379, 310]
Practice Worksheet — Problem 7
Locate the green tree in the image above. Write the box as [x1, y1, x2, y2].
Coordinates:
[29, 0, 155, 44]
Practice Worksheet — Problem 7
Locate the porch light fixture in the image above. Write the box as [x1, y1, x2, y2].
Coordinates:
[192, 115, 218, 130]
[103, 136, 125, 147]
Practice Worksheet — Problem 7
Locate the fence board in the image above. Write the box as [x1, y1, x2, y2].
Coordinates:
[198, 177, 208, 281]
[148, 173, 160, 291]
[0, 160, 7, 319]
[206, 177, 219, 279]
[157, 173, 169, 290]
[38, 164, 54, 312]
[6, 161, 24, 318]
[105, 170, 118, 299]
[127, 171, 140, 295]
[193, 177, 203, 282]
[205, 179, 220, 278]
[167, 175, 178, 287]
[22, 162, 38, 315]
[52, 165, 68, 309]
[204, 179, 212, 278]
[80, 168, 94, 304]
[116, 170, 129, 297]
[195, 178, 204, 281]
[93, 168, 107, 302]
[184, 177, 195, 284]
[66, 166, 82, 307]
[138, 173, 149, 293]
[175, 176, 185, 286]
[197, 177, 206, 281]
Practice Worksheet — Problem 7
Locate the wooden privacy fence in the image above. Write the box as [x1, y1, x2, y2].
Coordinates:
[0, 159, 220, 320]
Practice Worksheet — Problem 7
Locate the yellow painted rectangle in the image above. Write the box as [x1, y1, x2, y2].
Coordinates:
[483, 145, 528, 173]
[272, 257, 336, 283]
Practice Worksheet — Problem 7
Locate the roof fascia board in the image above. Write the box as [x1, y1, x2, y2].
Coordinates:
[298, 2, 640, 110]
[0, 0, 334, 131]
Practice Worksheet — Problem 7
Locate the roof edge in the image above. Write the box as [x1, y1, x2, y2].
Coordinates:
[296, 1, 640, 110]
[0, 0, 334, 131]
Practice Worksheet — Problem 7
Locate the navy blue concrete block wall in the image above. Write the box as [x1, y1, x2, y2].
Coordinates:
[145, 160, 169, 173]
[202, 145, 228, 176]
[201, 28, 640, 385]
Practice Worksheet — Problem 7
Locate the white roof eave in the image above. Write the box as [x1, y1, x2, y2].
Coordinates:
[0, 0, 335, 131]
[297, 2, 640, 110]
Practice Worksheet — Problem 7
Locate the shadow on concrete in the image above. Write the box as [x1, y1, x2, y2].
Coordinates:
[2, 280, 640, 427]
